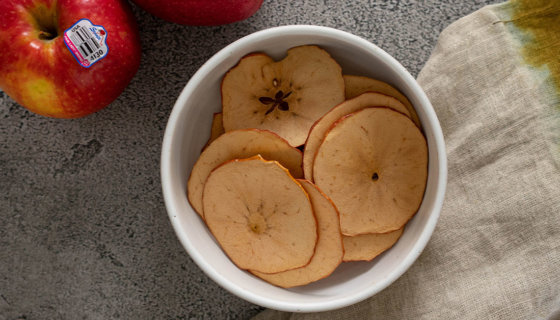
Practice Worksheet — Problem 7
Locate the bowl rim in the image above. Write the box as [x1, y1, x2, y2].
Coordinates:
[161, 25, 447, 312]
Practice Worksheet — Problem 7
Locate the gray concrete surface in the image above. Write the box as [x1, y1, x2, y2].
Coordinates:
[1, 0, 502, 319]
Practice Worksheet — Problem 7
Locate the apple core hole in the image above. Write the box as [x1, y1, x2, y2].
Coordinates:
[29, 5, 59, 41]
[38, 25, 58, 40]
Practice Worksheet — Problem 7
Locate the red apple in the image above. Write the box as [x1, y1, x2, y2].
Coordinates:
[0, 0, 141, 118]
[131, 0, 263, 26]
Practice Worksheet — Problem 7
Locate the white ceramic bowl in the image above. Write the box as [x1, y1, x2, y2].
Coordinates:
[161, 25, 447, 312]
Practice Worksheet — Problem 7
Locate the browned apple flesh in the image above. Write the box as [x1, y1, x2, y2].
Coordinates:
[303, 92, 410, 180]
[251, 180, 343, 288]
[342, 228, 404, 262]
[202, 156, 317, 274]
[313, 107, 428, 235]
[221, 45, 345, 146]
[202, 112, 225, 150]
[344, 75, 421, 128]
[187, 129, 303, 218]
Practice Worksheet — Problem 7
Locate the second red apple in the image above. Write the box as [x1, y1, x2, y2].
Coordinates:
[131, 0, 263, 26]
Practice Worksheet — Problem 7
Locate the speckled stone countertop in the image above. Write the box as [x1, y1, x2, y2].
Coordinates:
[1, 1, 502, 319]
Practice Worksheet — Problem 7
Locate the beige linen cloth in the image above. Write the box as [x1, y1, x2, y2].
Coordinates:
[255, 1, 560, 319]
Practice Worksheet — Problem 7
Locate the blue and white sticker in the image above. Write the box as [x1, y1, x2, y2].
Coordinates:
[63, 19, 108, 68]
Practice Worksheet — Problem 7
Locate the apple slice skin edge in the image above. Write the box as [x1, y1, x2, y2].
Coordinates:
[343, 74, 422, 128]
[342, 228, 404, 262]
[221, 46, 345, 147]
[201, 155, 318, 274]
[201, 112, 225, 152]
[302, 92, 412, 181]
[250, 179, 344, 288]
[187, 128, 304, 219]
[312, 107, 428, 235]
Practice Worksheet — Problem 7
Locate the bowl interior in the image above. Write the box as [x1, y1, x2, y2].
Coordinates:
[161, 26, 446, 312]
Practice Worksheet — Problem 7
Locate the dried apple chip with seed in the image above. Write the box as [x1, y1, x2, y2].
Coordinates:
[221, 45, 345, 146]
[313, 107, 428, 235]
[251, 180, 343, 288]
[303, 92, 411, 180]
[344, 75, 421, 128]
[187, 129, 303, 218]
[202, 155, 317, 274]
[342, 228, 403, 262]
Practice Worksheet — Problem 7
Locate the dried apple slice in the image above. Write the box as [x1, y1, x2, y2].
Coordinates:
[313, 107, 428, 235]
[303, 92, 410, 180]
[202, 112, 225, 150]
[344, 75, 421, 128]
[342, 228, 403, 262]
[202, 156, 317, 274]
[221, 45, 345, 146]
[187, 129, 303, 218]
[251, 180, 343, 288]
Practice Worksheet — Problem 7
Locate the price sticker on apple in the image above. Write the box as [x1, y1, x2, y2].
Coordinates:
[63, 19, 108, 68]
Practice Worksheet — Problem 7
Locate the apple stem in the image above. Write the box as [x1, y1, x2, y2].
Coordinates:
[38, 30, 55, 40]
